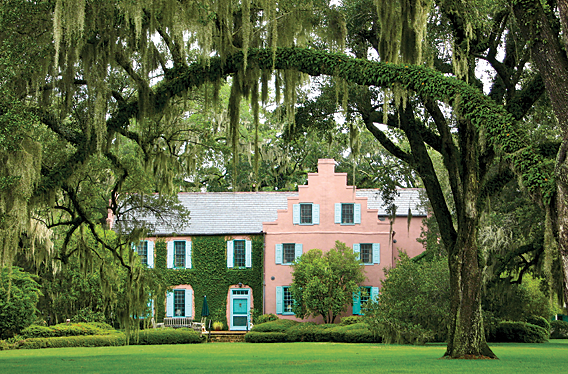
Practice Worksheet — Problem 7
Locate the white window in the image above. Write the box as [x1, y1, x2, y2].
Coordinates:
[135, 241, 154, 268]
[275, 243, 303, 265]
[227, 239, 252, 268]
[292, 203, 320, 225]
[353, 243, 380, 265]
[335, 203, 361, 225]
[276, 286, 294, 315]
[166, 288, 193, 318]
[166, 240, 192, 269]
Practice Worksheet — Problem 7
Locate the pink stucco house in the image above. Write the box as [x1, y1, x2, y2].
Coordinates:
[263, 159, 426, 321]
[127, 159, 427, 329]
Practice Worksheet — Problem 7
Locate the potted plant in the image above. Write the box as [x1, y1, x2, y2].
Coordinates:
[212, 321, 223, 331]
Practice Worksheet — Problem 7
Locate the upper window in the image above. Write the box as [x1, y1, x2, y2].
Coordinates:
[135, 240, 154, 268]
[276, 286, 295, 315]
[166, 240, 191, 269]
[360, 244, 372, 264]
[138, 241, 148, 265]
[342, 203, 354, 224]
[227, 239, 252, 268]
[293, 203, 319, 225]
[174, 241, 186, 268]
[283, 243, 296, 263]
[275, 243, 303, 265]
[335, 203, 361, 225]
[353, 243, 380, 265]
[233, 240, 246, 268]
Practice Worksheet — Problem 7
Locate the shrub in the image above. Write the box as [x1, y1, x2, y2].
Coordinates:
[250, 319, 297, 333]
[131, 328, 203, 345]
[339, 316, 362, 326]
[525, 316, 550, 332]
[21, 325, 54, 339]
[330, 323, 381, 343]
[244, 331, 287, 343]
[490, 321, 548, 343]
[0, 267, 41, 339]
[550, 320, 568, 339]
[17, 333, 127, 349]
[0, 340, 11, 350]
[255, 314, 279, 325]
[286, 323, 319, 342]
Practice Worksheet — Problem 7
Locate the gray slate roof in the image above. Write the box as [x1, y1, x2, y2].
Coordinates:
[149, 189, 426, 236]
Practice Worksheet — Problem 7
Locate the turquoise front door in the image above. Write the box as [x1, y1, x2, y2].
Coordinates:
[230, 289, 250, 330]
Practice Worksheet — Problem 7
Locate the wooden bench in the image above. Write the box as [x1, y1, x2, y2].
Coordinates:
[163, 317, 193, 328]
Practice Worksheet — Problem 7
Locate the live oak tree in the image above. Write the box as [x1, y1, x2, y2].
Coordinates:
[1, 0, 564, 357]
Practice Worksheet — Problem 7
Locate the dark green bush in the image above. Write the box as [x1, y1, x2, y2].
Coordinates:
[0, 267, 41, 339]
[329, 323, 381, 343]
[22, 322, 114, 338]
[339, 316, 362, 326]
[244, 331, 287, 343]
[490, 321, 548, 343]
[525, 316, 550, 332]
[250, 319, 297, 333]
[17, 333, 127, 349]
[131, 328, 203, 345]
[286, 322, 319, 342]
[550, 320, 568, 339]
[255, 314, 279, 325]
[21, 325, 53, 339]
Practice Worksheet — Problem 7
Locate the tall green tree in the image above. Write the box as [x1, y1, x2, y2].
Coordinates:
[290, 241, 366, 324]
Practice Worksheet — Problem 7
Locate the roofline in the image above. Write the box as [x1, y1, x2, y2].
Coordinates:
[150, 232, 266, 237]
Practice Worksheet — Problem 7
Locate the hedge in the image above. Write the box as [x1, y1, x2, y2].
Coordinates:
[21, 322, 115, 339]
[550, 320, 568, 339]
[16, 333, 127, 349]
[490, 321, 548, 343]
[525, 316, 550, 332]
[246, 321, 381, 343]
[131, 328, 203, 345]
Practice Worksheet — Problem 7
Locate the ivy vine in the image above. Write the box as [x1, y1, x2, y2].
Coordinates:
[154, 235, 264, 329]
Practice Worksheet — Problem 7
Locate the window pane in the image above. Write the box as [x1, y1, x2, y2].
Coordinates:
[138, 241, 148, 266]
[342, 203, 354, 224]
[234, 240, 246, 267]
[174, 241, 185, 268]
[360, 243, 372, 263]
[174, 290, 185, 317]
[283, 287, 294, 313]
[283, 243, 296, 263]
[360, 287, 371, 305]
[300, 204, 312, 224]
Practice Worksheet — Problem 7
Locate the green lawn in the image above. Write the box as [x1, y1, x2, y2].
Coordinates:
[1, 341, 567, 373]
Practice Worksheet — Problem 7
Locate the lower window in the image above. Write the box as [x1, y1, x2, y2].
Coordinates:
[283, 287, 294, 314]
[174, 289, 186, 317]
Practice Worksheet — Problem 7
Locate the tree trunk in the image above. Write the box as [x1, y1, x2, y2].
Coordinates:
[445, 217, 495, 358]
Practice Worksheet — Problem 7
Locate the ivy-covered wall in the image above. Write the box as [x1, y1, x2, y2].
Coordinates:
[154, 235, 264, 329]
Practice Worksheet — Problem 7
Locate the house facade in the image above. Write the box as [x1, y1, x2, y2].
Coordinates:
[135, 159, 427, 330]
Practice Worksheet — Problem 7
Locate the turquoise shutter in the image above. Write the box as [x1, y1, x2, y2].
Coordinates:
[372, 243, 380, 264]
[227, 240, 234, 268]
[276, 287, 283, 314]
[245, 240, 252, 268]
[295, 243, 303, 261]
[371, 287, 379, 302]
[275, 244, 283, 265]
[354, 203, 361, 224]
[185, 289, 192, 317]
[166, 241, 174, 268]
[293, 204, 300, 224]
[353, 243, 360, 261]
[186, 241, 192, 269]
[353, 291, 361, 315]
[313, 204, 320, 225]
[334, 203, 341, 223]
[147, 241, 154, 268]
[166, 291, 174, 317]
